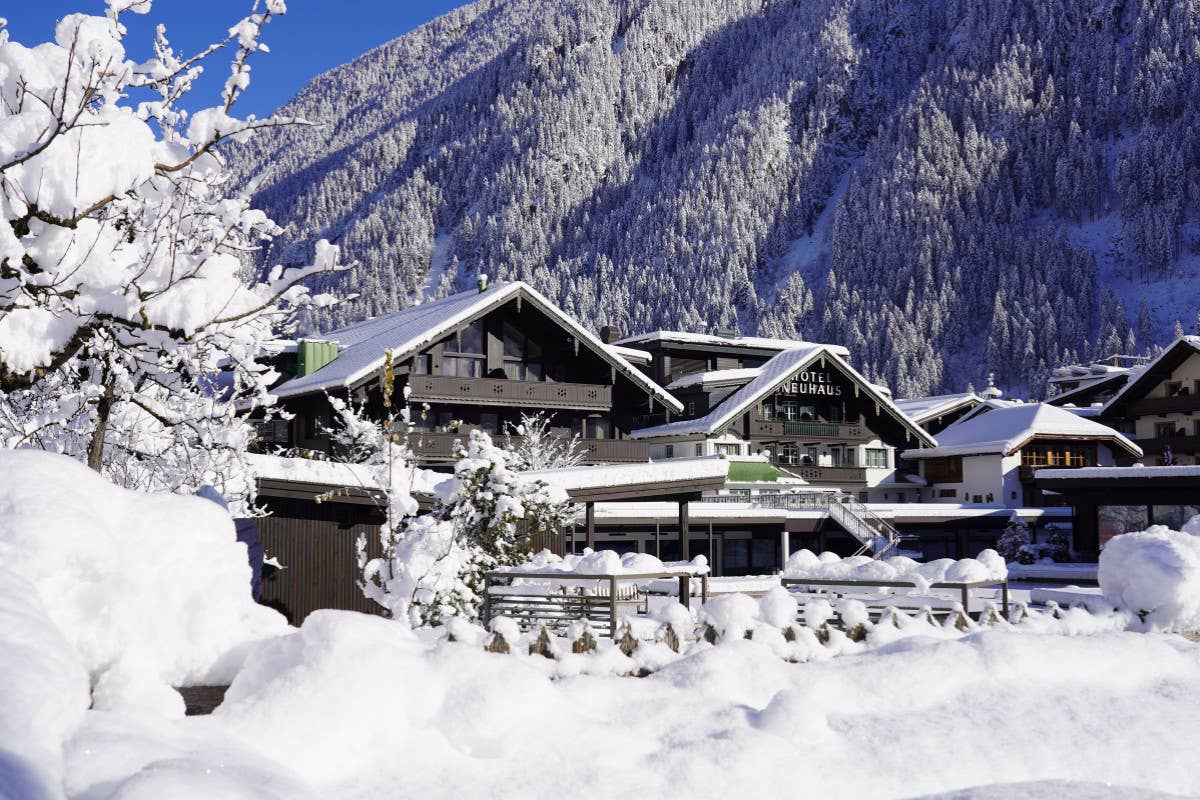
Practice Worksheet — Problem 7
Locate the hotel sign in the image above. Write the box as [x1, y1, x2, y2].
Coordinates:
[791, 371, 843, 397]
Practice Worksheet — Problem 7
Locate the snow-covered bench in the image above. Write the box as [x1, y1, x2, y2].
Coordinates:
[484, 550, 711, 638]
[781, 549, 1011, 617]
[781, 577, 1009, 617]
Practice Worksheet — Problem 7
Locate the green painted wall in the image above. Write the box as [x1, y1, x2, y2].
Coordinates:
[296, 340, 339, 377]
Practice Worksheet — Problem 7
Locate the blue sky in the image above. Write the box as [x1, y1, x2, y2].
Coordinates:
[2, 1, 469, 117]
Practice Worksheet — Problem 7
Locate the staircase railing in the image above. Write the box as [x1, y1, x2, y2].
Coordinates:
[826, 494, 902, 558]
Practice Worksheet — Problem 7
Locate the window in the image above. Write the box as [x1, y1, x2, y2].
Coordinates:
[480, 413, 499, 435]
[778, 442, 800, 465]
[589, 418, 611, 440]
[694, 443, 704, 456]
[1155, 422, 1176, 440]
[442, 322, 485, 378]
[1194, 419, 1200, 437]
[443, 356, 483, 378]
[865, 448, 889, 468]
[686, 401, 696, 416]
[665, 445, 674, 458]
[925, 457, 963, 483]
[761, 401, 775, 421]
[411, 354, 431, 375]
[254, 420, 290, 444]
[446, 321, 484, 355]
[1167, 381, 1184, 397]
[938, 488, 957, 498]
[501, 322, 544, 381]
[780, 400, 799, 420]
[829, 446, 856, 467]
[715, 443, 741, 456]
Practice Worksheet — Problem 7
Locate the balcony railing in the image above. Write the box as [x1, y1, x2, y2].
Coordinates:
[406, 375, 611, 411]
[772, 465, 868, 484]
[751, 419, 864, 440]
[1128, 395, 1200, 416]
[408, 432, 648, 463]
[1136, 434, 1200, 456]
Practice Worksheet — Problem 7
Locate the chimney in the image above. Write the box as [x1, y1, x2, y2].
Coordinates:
[600, 325, 621, 344]
[477, 274, 489, 293]
[715, 327, 737, 339]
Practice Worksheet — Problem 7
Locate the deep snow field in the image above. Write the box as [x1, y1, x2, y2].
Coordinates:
[3, 450, 1200, 800]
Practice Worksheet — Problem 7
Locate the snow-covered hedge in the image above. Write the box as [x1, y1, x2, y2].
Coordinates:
[1100, 522, 1200, 631]
[0, 450, 288, 707]
[783, 549, 1008, 587]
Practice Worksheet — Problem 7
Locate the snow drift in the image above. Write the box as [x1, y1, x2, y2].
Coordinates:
[1100, 523, 1200, 631]
[0, 450, 287, 697]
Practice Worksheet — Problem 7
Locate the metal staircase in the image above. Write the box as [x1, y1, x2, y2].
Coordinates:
[826, 494, 903, 558]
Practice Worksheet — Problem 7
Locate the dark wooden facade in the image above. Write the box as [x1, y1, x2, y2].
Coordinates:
[256, 488, 386, 625]
[263, 291, 670, 466]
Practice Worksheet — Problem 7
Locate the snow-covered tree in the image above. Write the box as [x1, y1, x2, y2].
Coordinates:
[434, 429, 573, 621]
[0, 1, 348, 506]
[503, 411, 586, 471]
[997, 515, 1032, 564]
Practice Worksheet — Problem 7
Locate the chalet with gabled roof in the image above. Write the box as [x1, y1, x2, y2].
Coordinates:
[628, 342, 937, 499]
[260, 281, 682, 465]
[1100, 336, 1200, 466]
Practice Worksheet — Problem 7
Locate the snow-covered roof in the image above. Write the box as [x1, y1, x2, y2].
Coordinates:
[1035, 465, 1200, 480]
[269, 282, 682, 412]
[524, 457, 730, 492]
[894, 392, 981, 424]
[608, 344, 651, 364]
[666, 367, 762, 391]
[632, 346, 936, 448]
[1101, 336, 1200, 415]
[613, 329, 850, 357]
[246, 453, 451, 495]
[901, 403, 1142, 459]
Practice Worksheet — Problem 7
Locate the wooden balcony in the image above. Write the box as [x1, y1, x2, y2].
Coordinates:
[406, 375, 611, 411]
[1128, 395, 1200, 416]
[751, 419, 865, 440]
[774, 464, 868, 485]
[408, 432, 648, 464]
[1136, 434, 1200, 456]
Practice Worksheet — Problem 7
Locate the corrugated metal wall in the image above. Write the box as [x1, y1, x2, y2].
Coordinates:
[257, 496, 387, 624]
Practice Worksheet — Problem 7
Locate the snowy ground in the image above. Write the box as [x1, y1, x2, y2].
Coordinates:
[5, 450, 1200, 799]
[46, 618, 1200, 800]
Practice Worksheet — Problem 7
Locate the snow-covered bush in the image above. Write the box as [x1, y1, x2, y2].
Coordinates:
[0, 449, 287, 706]
[0, 1, 347, 508]
[997, 515, 1032, 562]
[503, 411, 586, 470]
[1099, 525, 1200, 631]
[358, 429, 573, 627]
[430, 430, 573, 623]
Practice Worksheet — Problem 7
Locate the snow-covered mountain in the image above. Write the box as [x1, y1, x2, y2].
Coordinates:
[230, 0, 1200, 397]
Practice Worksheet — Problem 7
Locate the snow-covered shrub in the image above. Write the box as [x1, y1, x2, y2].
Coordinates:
[1046, 527, 1072, 561]
[358, 429, 573, 627]
[0, 1, 347, 508]
[503, 411, 586, 470]
[0, 450, 288, 702]
[1099, 525, 1200, 631]
[431, 430, 573, 623]
[997, 515, 1032, 562]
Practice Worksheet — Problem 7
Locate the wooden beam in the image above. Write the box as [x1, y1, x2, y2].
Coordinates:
[585, 501, 595, 550]
[678, 500, 689, 561]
